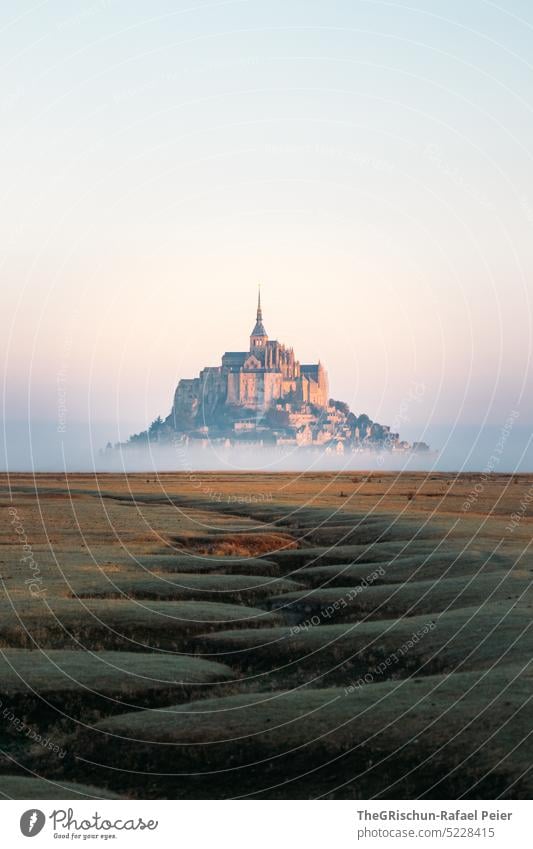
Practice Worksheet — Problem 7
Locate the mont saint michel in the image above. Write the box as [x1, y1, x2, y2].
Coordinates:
[123, 292, 428, 455]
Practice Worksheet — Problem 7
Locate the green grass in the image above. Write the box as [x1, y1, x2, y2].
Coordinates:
[195, 603, 533, 684]
[73, 572, 301, 604]
[0, 774, 121, 799]
[267, 540, 514, 574]
[0, 649, 235, 728]
[301, 549, 516, 587]
[134, 554, 280, 576]
[3, 474, 532, 800]
[291, 515, 476, 548]
[64, 664, 532, 799]
[0, 599, 283, 651]
[267, 574, 532, 623]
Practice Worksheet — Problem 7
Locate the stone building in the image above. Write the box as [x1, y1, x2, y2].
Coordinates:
[121, 293, 421, 455]
[170, 291, 329, 429]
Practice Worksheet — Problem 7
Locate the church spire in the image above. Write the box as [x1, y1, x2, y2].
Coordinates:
[250, 284, 268, 346]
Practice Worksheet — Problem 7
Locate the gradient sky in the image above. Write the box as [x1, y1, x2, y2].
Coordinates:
[2, 0, 532, 453]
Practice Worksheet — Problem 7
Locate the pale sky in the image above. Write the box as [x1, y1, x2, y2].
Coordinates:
[2, 0, 532, 456]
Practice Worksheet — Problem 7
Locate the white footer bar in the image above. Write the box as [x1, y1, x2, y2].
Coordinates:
[4, 799, 530, 848]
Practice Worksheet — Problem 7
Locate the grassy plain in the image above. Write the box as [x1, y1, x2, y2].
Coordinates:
[0, 471, 531, 799]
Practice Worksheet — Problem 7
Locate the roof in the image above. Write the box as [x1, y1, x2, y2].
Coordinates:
[251, 319, 267, 337]
[222, 352, 247, 365]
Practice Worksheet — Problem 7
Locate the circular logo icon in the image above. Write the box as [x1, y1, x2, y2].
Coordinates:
[20, 809, 46, 837]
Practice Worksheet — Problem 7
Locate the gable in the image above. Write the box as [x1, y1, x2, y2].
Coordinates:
[244, 354, 262, 370]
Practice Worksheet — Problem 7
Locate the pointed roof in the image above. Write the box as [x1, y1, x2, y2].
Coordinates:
[251, 286, 267, 337]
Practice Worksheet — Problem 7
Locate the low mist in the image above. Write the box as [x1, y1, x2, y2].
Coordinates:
[2, 420, 532, 474]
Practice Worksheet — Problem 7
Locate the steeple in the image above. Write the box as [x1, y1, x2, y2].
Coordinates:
[250, 285, 268, 347]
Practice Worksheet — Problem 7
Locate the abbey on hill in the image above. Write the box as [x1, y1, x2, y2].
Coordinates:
[124, 291, 428, 454]
[172, 290, 328, 426]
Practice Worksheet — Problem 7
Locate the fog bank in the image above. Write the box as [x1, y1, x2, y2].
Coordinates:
[2, 421, 532, 474]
